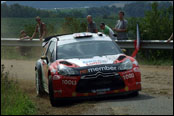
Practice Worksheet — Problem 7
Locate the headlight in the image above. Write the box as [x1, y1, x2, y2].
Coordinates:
[119, 58, 133, 70]
[58, 64, 79, 76]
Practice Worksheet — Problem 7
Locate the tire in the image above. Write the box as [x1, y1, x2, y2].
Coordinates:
[48, 75, 66, 107]
[48, 75, 57, 107]
[129, 91, 139, 97]
[35, 68, 45, 97]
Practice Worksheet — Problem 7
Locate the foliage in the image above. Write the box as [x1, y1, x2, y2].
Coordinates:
[59, 17, 87, 34]
[1, 2, 172, 18]
[24, 23, 55, 37]
[137, 2, 173, 62]
[1, 3, 51, 18]
[5, 1, 118, 9]
[1, 65, 37, 115]
[1, 2, 173, 65]
[1, 18, 64, 38]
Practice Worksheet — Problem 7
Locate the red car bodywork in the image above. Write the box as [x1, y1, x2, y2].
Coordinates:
[48, 55, 141, 98]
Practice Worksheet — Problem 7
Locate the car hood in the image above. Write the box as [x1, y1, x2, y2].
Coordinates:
[65, 54, 125, 67]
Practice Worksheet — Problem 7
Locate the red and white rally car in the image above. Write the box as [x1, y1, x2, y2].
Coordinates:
[35, 32, 141, 106]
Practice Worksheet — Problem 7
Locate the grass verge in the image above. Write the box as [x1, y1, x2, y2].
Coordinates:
[1, 65, 37, 115]
[138, 58, 173, 66]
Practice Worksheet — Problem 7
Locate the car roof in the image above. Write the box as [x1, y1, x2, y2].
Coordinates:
[55, 32, 112, 46]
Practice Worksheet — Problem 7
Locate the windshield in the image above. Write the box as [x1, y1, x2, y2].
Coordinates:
[57, 41, 122, 59]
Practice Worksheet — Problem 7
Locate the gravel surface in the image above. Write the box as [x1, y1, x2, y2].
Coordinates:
[1, 59, 173, 115]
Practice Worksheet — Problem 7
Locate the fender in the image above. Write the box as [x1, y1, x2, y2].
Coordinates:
[35, 59, 42, 72]
[35, 59, 46, 93]
[36, 59, 49, 93]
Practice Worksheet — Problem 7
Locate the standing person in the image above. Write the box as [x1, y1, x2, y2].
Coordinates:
[30, 16, 47, 41]
[100, 23, 117, 40]
[167, 33, 173, 42]
[113, 11, 128, 40]
[87, 15, 98, 33]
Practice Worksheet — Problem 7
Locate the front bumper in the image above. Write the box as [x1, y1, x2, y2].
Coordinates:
[53, 89, 141, 101]
[52, 67, 141, 98]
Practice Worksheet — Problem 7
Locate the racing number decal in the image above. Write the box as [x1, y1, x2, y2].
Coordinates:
[123, 73, 134, 80]
[62, 80, 77, 85]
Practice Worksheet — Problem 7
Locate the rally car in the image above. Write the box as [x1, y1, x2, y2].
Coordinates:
[35, 32, 141, 106]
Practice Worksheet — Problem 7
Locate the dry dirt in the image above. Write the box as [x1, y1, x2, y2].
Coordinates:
[1, 59, 173, 115]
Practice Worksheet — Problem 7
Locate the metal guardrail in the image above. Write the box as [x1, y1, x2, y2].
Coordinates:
[115, 40, 173, 49]
[1, 38, 173, 49]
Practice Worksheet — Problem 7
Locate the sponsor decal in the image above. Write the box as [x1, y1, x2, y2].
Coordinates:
[136, 82, 141, 85]
[133, 67, 140, 72]
[83, 59, 107, 66]
[62, 80, 77, 85]
[53, 75, 60, 80]
[80, 69, 88, 74]
[133, 61, 138, 66]
[123, 73, 134, 80]
[51, 69, 57, 74]
[91, 88, 110, 93]
[121, 70, 133, 75]
[88, 66, 119, 73]
[54, 90, 62, 93]
[125, 86, 129, 91]
[113, 90, 119, 93]
[72, 92, 76, 97]
[84, 93, 88, 96]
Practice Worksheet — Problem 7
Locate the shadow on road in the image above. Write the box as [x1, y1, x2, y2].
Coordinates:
[90, 92, 155, 103]
[49, 92, 155, 107]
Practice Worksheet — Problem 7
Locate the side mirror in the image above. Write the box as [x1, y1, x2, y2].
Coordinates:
[121, 49, 127, 53]
[41, 56, 48, 64]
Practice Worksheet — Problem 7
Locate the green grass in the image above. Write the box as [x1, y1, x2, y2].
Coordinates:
[1, 65, 37, 115]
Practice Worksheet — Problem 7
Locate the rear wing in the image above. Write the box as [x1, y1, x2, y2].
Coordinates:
[42, 35, 58, 47]
[42, 33, 73, 47]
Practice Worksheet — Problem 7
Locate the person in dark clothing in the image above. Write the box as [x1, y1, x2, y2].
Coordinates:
[87, 15, 98, 33]
[30, 16, 47, 41]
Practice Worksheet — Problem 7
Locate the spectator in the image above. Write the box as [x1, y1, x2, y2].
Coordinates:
[100, 23, 117, 40]
[19, 30, 31, 40]
[167, 33, 173, 42]
[113, 11, 128, 40]
[30, 16, 47, 41]
[87, 15, 98, 33]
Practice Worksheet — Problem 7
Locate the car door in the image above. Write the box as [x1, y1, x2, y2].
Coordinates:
[42, 41, 56, 91]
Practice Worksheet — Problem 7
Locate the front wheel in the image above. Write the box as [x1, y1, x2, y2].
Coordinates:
[48, 75, 57, 107]
[48, 75, 66, 107]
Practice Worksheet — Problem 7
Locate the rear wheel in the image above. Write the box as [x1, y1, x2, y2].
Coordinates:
[35, 69, 45, 96]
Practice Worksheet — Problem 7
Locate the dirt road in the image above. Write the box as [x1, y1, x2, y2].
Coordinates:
[1, 59, 173, 115]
